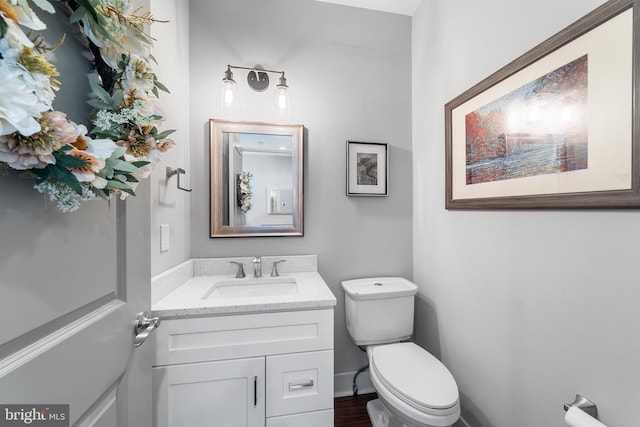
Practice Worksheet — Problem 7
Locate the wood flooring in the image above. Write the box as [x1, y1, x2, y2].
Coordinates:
[334, 392, 377, 427]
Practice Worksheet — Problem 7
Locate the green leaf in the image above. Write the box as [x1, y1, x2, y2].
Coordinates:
[122, 173, 139, 183]
[58, 144, 73, 152]
[54, 153, 86, 168]
[93, 188, 109, 199]
[51, 166, 83, 195]
[155, 129, 176, 140]
[73, 0, 99, 23]
[154, 80, 170, 93]
[88, 74, 112, 103]
[112, 159, 141, 173]
[111, 90, 123, 109]
[69, 6, 85, 24]
[0, 18, 7, 40]
[131, 161, 150, 168]
[105, 179, 135, 196]
[32, 168, 51, 183]
[111, 146, 126, 159]
[87, 99, 113, 111]
[100, 164, 114, 179]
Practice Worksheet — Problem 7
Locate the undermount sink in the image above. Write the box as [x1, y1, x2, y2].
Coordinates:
[202, 277, 299, 299]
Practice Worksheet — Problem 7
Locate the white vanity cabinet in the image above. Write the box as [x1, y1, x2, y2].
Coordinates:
[152, 308, 334, 427]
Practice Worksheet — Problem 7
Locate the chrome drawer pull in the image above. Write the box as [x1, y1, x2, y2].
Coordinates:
[289, 379, 314, 391]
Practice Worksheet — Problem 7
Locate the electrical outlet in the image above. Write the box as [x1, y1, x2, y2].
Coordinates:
[160, 224, 170, 252]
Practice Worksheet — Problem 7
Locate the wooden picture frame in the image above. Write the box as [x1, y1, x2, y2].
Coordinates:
[346, 141, 388, 196]
[445, 0, 640, 209]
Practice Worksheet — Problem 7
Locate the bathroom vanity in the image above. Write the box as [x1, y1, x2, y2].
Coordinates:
[151, 256, 336, 427]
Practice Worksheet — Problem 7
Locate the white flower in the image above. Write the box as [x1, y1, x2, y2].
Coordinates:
[122, 55, 155, 93]
[34, 180, 97, 213]
[68, 124, 117, 186]
[0, 61, 49, 136]
[127, 92, 166, 120]
[0, 17, 33, 56]
[87, 137, 118, 159]
[0, 134, 56, 169]
[7, 0, 48, 30]
[100, 33, 150, 70]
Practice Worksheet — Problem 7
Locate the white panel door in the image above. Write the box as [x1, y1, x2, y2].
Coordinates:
[0, 184, 153, 426]
[153, 357, 265, 427]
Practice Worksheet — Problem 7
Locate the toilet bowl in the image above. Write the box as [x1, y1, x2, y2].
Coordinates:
[342, 277, 461, 427]
[367, 343, 460, 427]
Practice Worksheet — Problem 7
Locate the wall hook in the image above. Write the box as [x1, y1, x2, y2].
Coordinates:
[166, 166, 192, 192]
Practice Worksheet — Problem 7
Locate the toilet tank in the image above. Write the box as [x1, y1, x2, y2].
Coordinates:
[341, 277, 418, 346]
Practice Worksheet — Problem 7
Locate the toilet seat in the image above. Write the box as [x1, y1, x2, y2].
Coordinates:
[369, 342, 459, 420]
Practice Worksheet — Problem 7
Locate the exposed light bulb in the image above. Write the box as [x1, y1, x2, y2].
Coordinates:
[223, 81, 235, 105]
[273, 72, 291, 115]
[219, 66, 240, 111]
[277, 87, 288, 110]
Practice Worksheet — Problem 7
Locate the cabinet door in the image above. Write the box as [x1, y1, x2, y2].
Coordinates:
[153, 357, 265, 427]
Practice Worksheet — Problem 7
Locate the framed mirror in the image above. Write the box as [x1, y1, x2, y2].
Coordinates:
[209, 119, 304, 237]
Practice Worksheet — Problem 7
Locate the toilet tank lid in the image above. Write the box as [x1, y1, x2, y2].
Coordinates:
[341, 277, 418, 300]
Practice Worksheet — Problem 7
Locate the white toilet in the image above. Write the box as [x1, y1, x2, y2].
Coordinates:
[342, 277, 460, 427]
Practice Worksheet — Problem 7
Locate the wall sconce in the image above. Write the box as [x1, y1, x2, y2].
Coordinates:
[220, 64, 291, 115]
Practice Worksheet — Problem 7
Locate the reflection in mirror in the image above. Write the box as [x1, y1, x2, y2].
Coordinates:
[210, 120, 303, 237]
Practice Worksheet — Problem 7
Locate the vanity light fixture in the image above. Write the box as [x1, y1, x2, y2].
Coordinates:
[220, 64, 291, 114]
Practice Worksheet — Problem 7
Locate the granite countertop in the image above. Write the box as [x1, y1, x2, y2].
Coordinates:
[151, 257, 336, 318]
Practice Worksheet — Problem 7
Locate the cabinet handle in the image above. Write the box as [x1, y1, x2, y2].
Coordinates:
[289, 379, 314, 391]
[254, 376, 257, 407]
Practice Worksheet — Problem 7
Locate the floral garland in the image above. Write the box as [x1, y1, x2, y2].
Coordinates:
[237, 171, 252, 213]
[0, 0, 173, 212]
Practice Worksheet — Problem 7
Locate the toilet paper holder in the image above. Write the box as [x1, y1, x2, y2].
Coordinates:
[564, 394, 598, 419]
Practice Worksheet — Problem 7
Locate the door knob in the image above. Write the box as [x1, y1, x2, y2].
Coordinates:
[133, 311, 160, 347]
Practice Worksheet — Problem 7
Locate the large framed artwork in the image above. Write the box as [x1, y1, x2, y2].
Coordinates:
[445, 0, 640, 209]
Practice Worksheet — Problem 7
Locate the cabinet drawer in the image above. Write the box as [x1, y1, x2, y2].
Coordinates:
[154, 309, 333, 366]
[266, 350, 333, 417]
[267, 409, 333, 427]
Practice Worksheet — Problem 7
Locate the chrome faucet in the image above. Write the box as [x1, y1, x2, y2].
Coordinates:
[252, 257, 262, 278]
[230, 261, 245, 278]
[271, 260, 286, 277]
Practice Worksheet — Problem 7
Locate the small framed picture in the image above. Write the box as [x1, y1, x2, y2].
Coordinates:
[346, 141, 388, 196]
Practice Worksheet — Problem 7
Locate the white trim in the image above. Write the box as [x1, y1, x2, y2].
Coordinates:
[313, 0, 422, 16]
[0, 300, 124, 378]
[334, 370, 375, 397]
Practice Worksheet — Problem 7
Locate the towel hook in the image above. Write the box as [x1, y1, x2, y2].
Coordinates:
[166, 166, 192, 192]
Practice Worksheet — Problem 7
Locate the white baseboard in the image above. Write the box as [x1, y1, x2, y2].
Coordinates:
[334, 370, 376, 397]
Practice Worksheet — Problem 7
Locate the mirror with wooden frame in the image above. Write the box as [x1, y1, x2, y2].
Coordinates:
[209, 119, 304, 237]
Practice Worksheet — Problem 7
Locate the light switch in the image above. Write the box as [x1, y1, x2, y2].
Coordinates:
[160, 224, 170, 252]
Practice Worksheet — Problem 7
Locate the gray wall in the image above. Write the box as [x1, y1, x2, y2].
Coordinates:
[150, 0, 191, 276]
[188, 0, 413, 376]
[412, 1, 640, 426]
